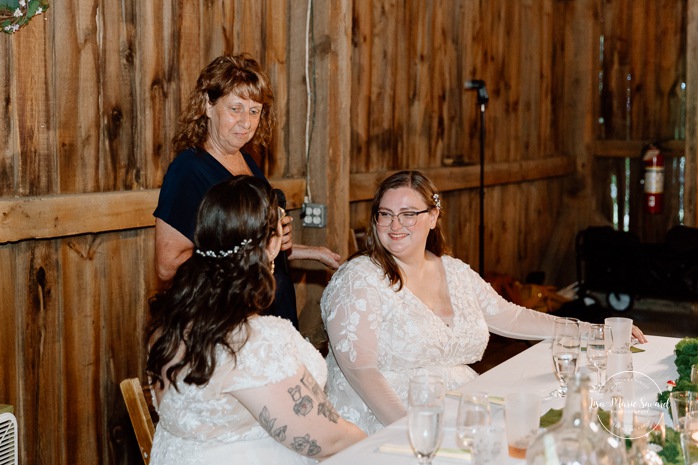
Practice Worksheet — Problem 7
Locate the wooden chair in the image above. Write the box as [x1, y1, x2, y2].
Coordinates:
[120, 378, 156, 465]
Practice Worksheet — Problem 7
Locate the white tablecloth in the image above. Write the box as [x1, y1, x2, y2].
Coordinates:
[323, 335, 680, 465]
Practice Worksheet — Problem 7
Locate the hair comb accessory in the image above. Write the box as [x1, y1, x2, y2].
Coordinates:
[195, 238, 252, 258]
[432, 193, 441, 209]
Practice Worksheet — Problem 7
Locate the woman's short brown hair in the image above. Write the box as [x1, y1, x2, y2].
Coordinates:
[171, 54, 276, 156]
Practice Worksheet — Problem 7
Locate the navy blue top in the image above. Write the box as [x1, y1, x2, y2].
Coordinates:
[154, 148, 299, 329]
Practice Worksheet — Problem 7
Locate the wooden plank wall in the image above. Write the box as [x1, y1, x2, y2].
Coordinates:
[0, 2, 316, 464]
[349, 0, 565, 279]
[591, 0, 691, 242]
[0, 1, 695, 465]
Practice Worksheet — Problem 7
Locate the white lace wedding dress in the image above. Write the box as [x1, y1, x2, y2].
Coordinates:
[150, 316, 326, 465]
[321, 255, 565, 434]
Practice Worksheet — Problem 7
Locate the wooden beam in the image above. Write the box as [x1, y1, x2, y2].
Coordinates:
[349, 156, 575, 202]
[0, 178, 306, 243]
[1, 157, 571, 243]
[593, 139, 686, 158]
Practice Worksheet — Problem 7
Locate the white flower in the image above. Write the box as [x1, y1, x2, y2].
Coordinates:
[13, 9, 23, 18]
[36, 8, 43, 15]
[19, 1, 26, 8]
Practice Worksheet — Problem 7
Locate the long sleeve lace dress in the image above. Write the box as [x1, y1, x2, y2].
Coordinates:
[150, 316, 327, 465]
[321, 255, 569, 434]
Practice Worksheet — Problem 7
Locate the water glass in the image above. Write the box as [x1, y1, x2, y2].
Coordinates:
[455, 391, 491, 450]
[408, 374, 445, 465]
[671, 391, 698, 432]
[605, 317, 633, 351]
[681, 430, 698, 465]
[606, 348, 634, 399]
[586, 324, 613, 392]
[471, 425, 506, 465]
[551, 317, 581, 397]
[504, 392, 541, 459]
[631, 408, 666, 449]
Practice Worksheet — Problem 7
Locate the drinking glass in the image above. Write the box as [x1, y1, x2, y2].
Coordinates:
[586, 324, 613, 392]
[471, 425, 506, 465]
[408, 374, 445, 465]
[632, 408, 666, 450]
[504, 392, 541, 458]
[670, 391, 698, 432]
[605, 317, 633, 351]
[455, 391, 491, 450]
[551, 317, 581, 397]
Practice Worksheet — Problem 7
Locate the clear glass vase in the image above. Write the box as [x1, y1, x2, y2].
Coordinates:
[526, 371, 628, 465]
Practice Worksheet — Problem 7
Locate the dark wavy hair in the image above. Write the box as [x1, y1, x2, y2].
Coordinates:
[171, 54, 276, 155]
[358, 170, 448, 290]
[146, 175, 281, 390]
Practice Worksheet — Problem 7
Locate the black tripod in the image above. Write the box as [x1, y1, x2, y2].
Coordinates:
[465, 80, 489, 277]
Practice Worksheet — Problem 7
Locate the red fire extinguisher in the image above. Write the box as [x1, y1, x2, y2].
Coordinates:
[642, 145, 664, 214]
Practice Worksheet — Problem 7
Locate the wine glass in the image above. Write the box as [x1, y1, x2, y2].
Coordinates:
[408, 374, 445, 465]
[455, 391, 491, 451]
[586, 324, 613, 392]
[551, 318, 580, 397]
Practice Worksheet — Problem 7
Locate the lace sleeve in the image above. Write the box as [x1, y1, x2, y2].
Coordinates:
[322, 259, 408, 426]
[223, 318, 307, 391]
[462, 264, 577, 339]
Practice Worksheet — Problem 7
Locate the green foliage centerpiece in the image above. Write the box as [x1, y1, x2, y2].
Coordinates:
[655, 337, 698, 465]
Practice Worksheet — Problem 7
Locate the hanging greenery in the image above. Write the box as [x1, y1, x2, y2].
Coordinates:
[1, 0, 49, 34]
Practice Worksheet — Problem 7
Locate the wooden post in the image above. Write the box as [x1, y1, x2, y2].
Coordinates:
[288, 0, 352, 346]
[688, 0, 698, 226]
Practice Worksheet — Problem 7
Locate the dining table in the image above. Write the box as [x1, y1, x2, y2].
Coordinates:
[322, 334, 680, 465]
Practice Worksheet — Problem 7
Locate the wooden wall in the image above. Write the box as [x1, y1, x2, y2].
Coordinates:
[0, 1, 696, 464]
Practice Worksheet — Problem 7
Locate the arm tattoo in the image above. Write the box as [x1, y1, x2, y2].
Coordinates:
[259, 406, 288, 441]
[288, 385, 314, 416]
[291, 433, 322, 457]
[301, 370, 340, 423]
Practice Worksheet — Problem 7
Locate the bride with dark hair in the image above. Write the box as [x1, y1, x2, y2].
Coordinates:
[147, 175, 365, 464]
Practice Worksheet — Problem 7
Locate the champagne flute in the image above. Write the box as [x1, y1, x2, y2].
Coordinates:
[551, 318, 580, 397]
[586, 324, 613, 392]
[408, 374, 445, 465]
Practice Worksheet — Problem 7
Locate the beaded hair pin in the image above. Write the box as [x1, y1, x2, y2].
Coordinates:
[195, 239, 252, 258]
[432, 193, 441, 209]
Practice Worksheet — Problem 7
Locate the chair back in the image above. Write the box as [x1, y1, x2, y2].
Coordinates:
[120, 378, 156, 465]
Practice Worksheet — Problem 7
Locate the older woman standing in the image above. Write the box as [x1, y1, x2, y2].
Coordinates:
[320, 170, 647, 434]
[155, 54, 339, 328]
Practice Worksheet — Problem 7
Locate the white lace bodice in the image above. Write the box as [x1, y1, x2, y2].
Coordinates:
[321, 255, 563, 434]
[150, 316, 326, 465]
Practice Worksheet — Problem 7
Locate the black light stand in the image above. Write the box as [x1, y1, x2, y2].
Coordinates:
[465, 80, 489, 277]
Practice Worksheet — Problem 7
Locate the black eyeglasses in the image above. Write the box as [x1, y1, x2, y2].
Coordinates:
[374, 209, 429, 227]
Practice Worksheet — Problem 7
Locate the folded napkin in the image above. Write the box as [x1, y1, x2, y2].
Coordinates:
[445, 390, 504, 405]
[581, 346, 645, 353]
[378, 443, 471, 461]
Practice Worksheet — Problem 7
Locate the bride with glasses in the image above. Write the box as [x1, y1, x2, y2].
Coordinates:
[320, 170, 646, 434]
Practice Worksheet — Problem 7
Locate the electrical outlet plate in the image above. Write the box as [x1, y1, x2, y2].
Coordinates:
[302, 203, 327, 228]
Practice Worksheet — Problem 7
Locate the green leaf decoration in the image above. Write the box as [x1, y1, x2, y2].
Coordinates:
[657, 336, 698, 405]
[539, 407, 563, 428]
[1, 0, 49, 35]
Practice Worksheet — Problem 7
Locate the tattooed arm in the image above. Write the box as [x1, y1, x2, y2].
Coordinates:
[234, 365, 366, 460]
